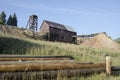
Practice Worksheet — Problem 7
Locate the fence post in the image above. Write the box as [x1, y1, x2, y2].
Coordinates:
[106, 56, 112, 76]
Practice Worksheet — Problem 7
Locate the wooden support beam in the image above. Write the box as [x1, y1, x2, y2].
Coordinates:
[106, 56, 112, 76]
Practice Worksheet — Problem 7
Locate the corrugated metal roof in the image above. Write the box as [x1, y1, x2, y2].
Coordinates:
[44, 20, 76, 32]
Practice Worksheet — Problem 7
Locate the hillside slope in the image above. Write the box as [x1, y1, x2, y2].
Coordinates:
[1, 25, 120, 51]
[0, 25, 39, 39]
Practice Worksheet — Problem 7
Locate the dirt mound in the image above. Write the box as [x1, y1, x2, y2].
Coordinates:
[0, 25, 27, 38]
[82, 33, 120, 51]
[0, 25, 41, 39]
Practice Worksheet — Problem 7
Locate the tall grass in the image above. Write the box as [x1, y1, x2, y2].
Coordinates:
[0, 33, 120, 80]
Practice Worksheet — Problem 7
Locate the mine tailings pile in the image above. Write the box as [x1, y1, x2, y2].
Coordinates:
[0, 55, 120, 79]
[81, 33, 120, 51]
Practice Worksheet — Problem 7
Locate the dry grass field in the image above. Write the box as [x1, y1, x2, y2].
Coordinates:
[0, 32, 120, 80]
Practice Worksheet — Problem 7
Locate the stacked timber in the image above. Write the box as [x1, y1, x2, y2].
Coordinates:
[1, 55, 118, 79]
[0, 60, 106, 79]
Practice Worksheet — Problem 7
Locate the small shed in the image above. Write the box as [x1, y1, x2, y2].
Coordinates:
[39, 20, 77, 43]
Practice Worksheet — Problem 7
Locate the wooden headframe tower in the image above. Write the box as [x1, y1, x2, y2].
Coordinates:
[26, 15, 38, 31]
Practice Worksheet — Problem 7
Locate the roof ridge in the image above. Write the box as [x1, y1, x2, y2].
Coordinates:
[44, 20, 64, 26]
[44, 20, 76, 32]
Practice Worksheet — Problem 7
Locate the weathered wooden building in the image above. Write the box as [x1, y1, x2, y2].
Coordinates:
[39, 20, 77, 43]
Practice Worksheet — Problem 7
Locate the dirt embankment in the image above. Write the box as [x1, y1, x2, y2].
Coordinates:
[0, 25, 40, 39]
[81, 33, 120, 51]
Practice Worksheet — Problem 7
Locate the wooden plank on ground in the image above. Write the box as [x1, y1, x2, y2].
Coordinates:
[0, 60, 105, 72]
[0, 68, 106, 79]
[0, 55, 74, 61]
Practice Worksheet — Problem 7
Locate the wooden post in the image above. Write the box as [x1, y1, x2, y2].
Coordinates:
[106, 56, 112, 76]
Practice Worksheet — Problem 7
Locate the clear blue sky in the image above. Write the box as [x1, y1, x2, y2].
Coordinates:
[0, 0, 120, 39]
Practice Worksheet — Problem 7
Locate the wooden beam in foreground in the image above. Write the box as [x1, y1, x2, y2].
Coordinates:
[0, 60, 105, 72]
[0, 68, 105, 79]
[0, 55, 74, 61]
[106, 56, 112, 76]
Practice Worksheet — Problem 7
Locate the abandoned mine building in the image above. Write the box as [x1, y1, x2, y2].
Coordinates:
[39, 20, 77, 43]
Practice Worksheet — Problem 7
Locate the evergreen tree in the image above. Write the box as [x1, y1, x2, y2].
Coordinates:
[0, 11, 6, 24]
[7, 15, 12, 25]
[12, 13, 17, 26]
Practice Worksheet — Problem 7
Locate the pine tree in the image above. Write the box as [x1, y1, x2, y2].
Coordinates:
[7, 15, 12, 25]
[12, 13, 17, 26]
[0, 11, 6, 24]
